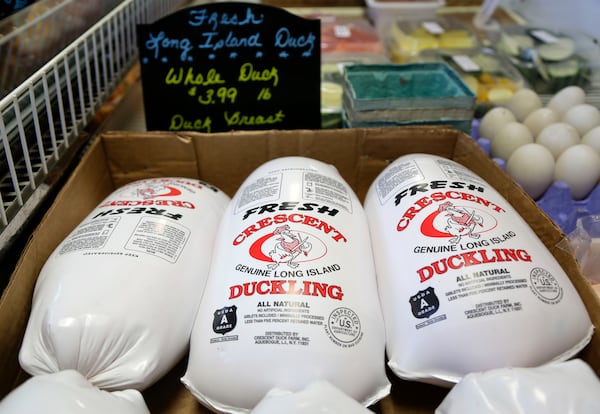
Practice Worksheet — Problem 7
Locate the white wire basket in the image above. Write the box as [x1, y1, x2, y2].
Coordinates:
[0, 0, 186, 252]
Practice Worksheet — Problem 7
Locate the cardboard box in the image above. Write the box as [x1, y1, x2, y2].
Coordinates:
[2, 126, 600, 412]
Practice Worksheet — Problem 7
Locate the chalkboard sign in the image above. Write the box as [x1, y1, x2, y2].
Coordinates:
[137, 2, 321, 133]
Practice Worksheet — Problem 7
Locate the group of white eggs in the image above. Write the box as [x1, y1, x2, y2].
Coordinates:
[478, 86, 600, 200]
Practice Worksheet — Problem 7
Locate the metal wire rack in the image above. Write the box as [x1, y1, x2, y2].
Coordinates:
[0, 0, 186, 254]
[0, 0, 119, 99]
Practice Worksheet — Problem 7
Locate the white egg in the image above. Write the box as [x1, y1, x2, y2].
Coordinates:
[506, 143, 555, 199]
[523, 107, 558, 138]
[555, 144, 600, 200]
[536, 122, 580, 158]
[505, 88, 542, 121]
[479, 107, 516, 141]
[547, 85, 586, 117]
[582, 126, 600, 155]
[562, 103, 600, 136]
[490, 121, 534, 161]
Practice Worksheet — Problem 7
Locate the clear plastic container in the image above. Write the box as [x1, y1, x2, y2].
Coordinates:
[317, 14, 386, 56]
[385, 16, 479, 63]
[491, 24, 600, 96]
[321, 52, 390, 129]
[312, 13, 390, 129]
[342, 62, 475, 131]
[365, 0, 445, 32]
[418, 47, 528, 115]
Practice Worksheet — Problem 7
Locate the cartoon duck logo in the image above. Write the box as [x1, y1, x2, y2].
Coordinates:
[136, 183, 182, 199]
[267, 225, 313, 269]
[438, 201, 484, 244]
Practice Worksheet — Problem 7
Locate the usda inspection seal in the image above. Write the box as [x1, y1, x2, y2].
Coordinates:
[326, 307, 363, 347]
[529, 267, 563, 304]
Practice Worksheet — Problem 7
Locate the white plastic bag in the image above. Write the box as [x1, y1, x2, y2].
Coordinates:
[436, 359, 600, 414]
[19, 178, 230, 390]
[0, 370, 150, 414]
[250, 380, 373, 414]
[182, 157, 390, 413]
[364, 153, 593, 386]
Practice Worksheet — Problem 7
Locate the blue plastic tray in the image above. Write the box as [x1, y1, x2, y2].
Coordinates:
[343, 62, 476, 111]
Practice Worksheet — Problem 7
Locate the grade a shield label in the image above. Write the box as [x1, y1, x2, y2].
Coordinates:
[137, 2, 321, 133]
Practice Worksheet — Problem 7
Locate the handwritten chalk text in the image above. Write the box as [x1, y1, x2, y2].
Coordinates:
[274, 28, 315, 56]
[188, 7, 264, 31]
[224, 110, 285, 126]
[169, 115, 212, 132]
[199, 31, 263, 51]
[238, 63, 279, 87]
[165, 67, 225, 86]
[145, 31, 194, 62]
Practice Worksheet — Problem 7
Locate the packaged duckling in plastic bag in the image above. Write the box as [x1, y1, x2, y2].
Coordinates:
[436, 359, 600, 414]
[251, 380, 374, 414]
[182, 157, 390, 413]
[19, 178, 230, 390]
[364, 153, 593, 387]
[0, 371, 150, 413]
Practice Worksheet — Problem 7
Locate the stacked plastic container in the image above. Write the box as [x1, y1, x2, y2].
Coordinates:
[342, 62, 476, 132]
